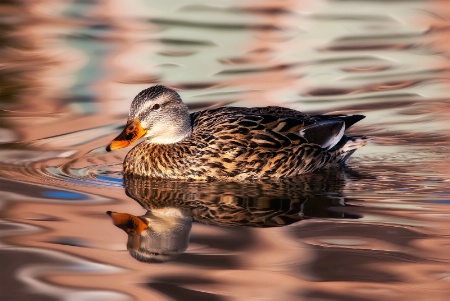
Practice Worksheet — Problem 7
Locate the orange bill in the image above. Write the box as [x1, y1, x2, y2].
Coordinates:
[106, 211, 149, 234]
[106, 118, 147, 152]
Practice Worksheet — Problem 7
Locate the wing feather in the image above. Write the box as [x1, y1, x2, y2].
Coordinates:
[190, 107, 364, 151]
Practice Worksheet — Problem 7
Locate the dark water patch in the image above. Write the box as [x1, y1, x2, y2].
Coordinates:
[157, 50, 197, 57]
[180, 4, 294, 16]
[311, 13, 395, 22]
[301, 247, 425, 282]
[311, 55, 393, 66]
[49, 236, 90, 247]
[0, 222, 21, 232]
[1, 178, 48, 199]
[234, 7, 294, 16]
[62, 32, 115, 42]
[425, 199, 450, 204]
[0, 250, 61, 301]
[217, 63, 298, 75]
[299, 97, 419, 115]
[317, 205, 362, 219]
[157, 38, 215, 46]
[151, 274, 218, 285]
[173, 82, 217, 90]
[302, 290, 378, 301]
[341, 65, 393, 73]
[25, 215, 64, 222]
[88, 23, 113, 31]
[219, 57, 258, 65]
[148, 17, 284, 31]
[335, 32, 425, 43]
[175, 254, 240, 269]
[157, 62, 181, 68]
[321, 43, 415, 52]
[304, 88, 354, 97]
[344, 68, 449, 81]
[304, 79, 423, 97]
[189, 227, 255, 252]
[147, 282, 225, 301]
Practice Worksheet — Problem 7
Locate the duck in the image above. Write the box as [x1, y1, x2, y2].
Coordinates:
[106, 85, 369, 180]
[106, 171, 355, 263]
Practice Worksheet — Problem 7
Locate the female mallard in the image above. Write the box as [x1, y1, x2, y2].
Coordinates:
[106, 85, 369, 180]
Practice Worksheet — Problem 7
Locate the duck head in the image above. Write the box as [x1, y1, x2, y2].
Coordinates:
[106, 85, 192, 151]
[107, 209, 192, 263]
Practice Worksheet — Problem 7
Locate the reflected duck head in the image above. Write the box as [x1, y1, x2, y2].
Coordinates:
[107, 208, 192, 263]
[106, 85, 192, 151]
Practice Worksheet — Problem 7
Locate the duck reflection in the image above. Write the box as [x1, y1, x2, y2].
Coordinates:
[107, 209, 192, 263]
[108, 170, 360, 263]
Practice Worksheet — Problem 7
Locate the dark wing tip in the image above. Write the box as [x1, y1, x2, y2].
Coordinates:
[302, 120, 345, 149]
[343, 114, 365, 129]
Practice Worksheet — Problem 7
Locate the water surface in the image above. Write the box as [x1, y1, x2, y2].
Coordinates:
[1, 0, 450, 300]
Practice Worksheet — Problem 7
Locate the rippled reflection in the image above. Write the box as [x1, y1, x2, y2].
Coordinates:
[108, 170, 361, 262]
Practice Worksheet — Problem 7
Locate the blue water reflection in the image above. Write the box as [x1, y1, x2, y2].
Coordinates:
[42, 191, 87, 200]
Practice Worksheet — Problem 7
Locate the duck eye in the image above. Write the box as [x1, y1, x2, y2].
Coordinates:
[152, 104, 161, 110]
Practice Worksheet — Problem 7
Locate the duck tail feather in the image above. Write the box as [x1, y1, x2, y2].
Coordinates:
[330, 136, 371, 165]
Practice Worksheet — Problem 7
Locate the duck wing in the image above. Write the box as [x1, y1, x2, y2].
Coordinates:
[191, 106, 365, 150]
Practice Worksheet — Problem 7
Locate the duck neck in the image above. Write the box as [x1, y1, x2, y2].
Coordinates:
[147, 126, 192, 144]
[146, 113, 192, 144]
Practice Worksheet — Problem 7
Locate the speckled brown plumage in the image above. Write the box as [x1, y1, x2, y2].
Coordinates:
[123, 170, 353, 227]
[122, 105, 368, 180]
